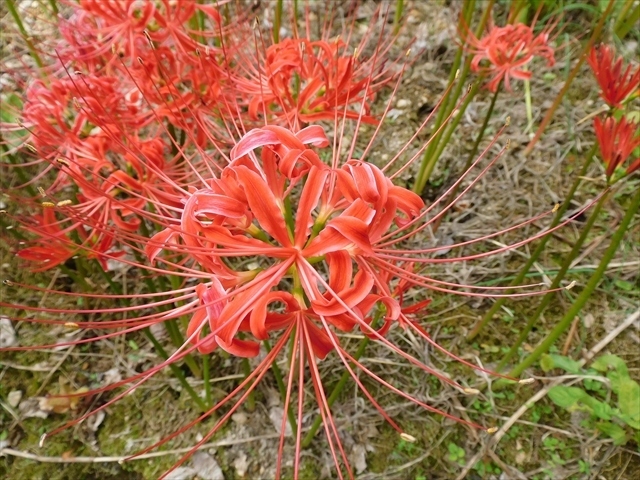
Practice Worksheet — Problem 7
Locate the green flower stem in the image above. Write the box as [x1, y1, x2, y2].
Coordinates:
[59, 264, 91, 292]
[144, 328, 208, 412]
[416, 80, 481, 189]
[467, 143, 598, 340]
[47, 0, 58, 15]
[1, 143, 37, 198]
[508, 186, 640, 378]
[242, 358, 256, 412]
[523, 70, 533, 134]
[393, 0, 404, 35]
[202, 353, 213, 407]
[497, 189, 611, 371]
[430, 82, 501, 235]
[273, 0, 283, 43]
[523, 0, 616, 156]
[413, 0, 495, 194]
[130, 236, 203, 379]
[301, 333, 371, 448]
[6, 0, 44, 69]
[616, 2, 640, 40]
[264, 339, 298, 436]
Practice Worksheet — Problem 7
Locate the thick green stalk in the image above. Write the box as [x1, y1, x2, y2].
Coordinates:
[393, 0, 404, 35]
[416, 81, 481, 188]
[302, 334, 372, 448]
[413, 0, 495, 194]
[497, 189, 611, 370]
[6, 0, 44, 69]
[273, 0, 283, 43]
[523, 0, 616, 156]
[144, 329, 209, 412]
[241, 357, 256, 412]
[47, 0, 58, 15]
[613, 0, 635, 35]
[508, 186, 640, 378]
[430, 83, 501, 234]
[264, 339, 298, 436]
[467, 143, 598, 340]
[523, 71, 533, 134]
[615, 3, 640, 40]
[202, 353, 212, 407]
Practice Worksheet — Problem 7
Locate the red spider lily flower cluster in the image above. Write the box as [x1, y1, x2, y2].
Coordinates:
[587, 44, 640, 182]
[587, 44, 640, 109]
[594, 116, 640, 179]
[1, 3, 582, 479]
[463, 21, 556, 92]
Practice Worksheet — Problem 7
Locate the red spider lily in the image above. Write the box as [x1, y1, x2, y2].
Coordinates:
[463, 21, 556, 92]
[239, 38, 385, 127]
[594, 116, 640, 179]
[2, 116, 589, 480]
[587, 44, 640, 109]
[58, 0, 226, 64]
[2, 4, 591, 480]
[231, 5, 404, 130]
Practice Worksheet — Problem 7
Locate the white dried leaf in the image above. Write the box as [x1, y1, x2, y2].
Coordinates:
[190, 451, 224, 480]
[0, 317, 17, 348]
[269, 406, 292, 437]
[88, 411, 105, 432]
[231, 412, 247, 425]
[8, 390, 22, 408]
[234, 452, 248, 477]
[18, 398, 48, 419]
[583, 313, 595, 329]
[102, 368, 122, 386]
[351, 444, 367, 474]
[164, 467, 196, 480]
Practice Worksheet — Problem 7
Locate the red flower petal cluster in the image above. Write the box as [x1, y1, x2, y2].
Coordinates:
[146, 125, 424, 359]
[587, 44, 640, 108]
[464, 22, 555, 92]
[594, 116, 640, 179]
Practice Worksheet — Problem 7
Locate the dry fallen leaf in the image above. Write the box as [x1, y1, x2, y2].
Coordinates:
[190, 451, 224, 480]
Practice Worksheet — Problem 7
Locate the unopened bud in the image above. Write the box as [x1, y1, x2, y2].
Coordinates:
[400, 433, 416, 443]
[463, 387, 480, 395]
[486, 427, 498, 434]
[57, 200, 72, 207]
[566, 281, 576, 290]
[519, 378, 535, 385]
[42, 201, 55, 208]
